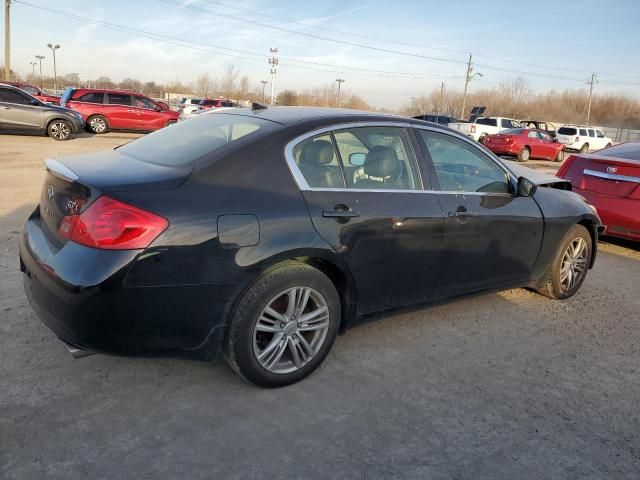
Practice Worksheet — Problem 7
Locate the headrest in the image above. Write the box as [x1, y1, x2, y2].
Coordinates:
[363, 146, 400, 178]
[300, 140, 335, 166]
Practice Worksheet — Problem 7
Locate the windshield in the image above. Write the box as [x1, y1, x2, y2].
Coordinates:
[118, 113, 277, 166]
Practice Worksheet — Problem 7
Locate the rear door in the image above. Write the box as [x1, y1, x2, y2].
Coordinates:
[415, 128, 544, 296]
[0, 87, 44, 129]
[289, 124, 445, 314]
[105, 93, 135, 129]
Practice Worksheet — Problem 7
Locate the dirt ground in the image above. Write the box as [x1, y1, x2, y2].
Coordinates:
[1, 132, 639, 479]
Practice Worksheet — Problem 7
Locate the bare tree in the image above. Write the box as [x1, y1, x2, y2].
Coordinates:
[239, 75, 250, 99]
[94, 76, 115, 89]
[220, 63, 239, 98]
[193, 73, 214, 98]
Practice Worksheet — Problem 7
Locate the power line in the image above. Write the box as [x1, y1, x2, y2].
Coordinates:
[159, 0, 640, 84]
[196, 0, 640, 81]
[12, 0, 461, 80]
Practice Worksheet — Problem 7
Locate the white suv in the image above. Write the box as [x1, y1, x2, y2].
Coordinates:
[556, 125, 612, 153]
[178, 97, 203, 119]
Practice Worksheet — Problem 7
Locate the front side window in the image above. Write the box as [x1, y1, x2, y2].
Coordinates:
[418, 130, 510, 194]
[21, 85, 40, 95]
[538, 131, 552, 141]
[596, 130, 605, 138]
[107, 93, 132, 105]
[334, 127, 420, 190]
[0, 88, 31, 105]
[292, 134, 345, 189]
[528, 131, 539, 138]
[134, 96, 157, 109]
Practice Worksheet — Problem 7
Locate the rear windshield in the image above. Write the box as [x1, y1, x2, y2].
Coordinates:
[502, 128, 524, 135]
[558, 127, 577, 135]
[117, 113, 276, 167]
[476, 118, 497, 127]
[599, 143, 640, 161]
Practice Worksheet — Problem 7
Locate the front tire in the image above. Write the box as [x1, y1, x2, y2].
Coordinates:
[47, 120, 72, 141]
[225, 261, 340, 387]
[554, 149, 565, 162]
[87, 115, 109, 134]
[537, 224, 592, 300]
[518, 147, 531, 162]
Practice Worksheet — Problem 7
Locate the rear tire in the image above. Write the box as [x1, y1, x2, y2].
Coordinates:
[165, 120, 177, 127]
[47, 119, 72, 141]
[225, 261, 340, 387]
[537, 224, 592, 300]
[87, 115, 109, 134]
[478, 134, 488, 144]
[517, 147, 530, 162]
[579, 143, 589, 153]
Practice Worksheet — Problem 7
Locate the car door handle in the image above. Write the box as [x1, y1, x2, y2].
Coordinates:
[322, 210, 360, 218]
[449, 211, 474, 218]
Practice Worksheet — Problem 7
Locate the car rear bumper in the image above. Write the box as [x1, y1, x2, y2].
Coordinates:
[486, 144, 520, 155]
[573, 187, 640, 241]
[20, 209, 232, 357]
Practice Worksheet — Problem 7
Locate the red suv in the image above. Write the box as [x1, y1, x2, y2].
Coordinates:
[4, 81, 60, 104]
[60, 88, 179, 133]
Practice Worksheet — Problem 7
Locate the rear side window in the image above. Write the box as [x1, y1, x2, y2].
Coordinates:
[477, 118, 498, 127]
[21, 85, 39, 95]
[292, 134, 345, 189]
[78, 92, 105, 103]
[558, 127, 577, 135]
[118, 113, 275, 167]
[0, 88, 31, 104]
[588, 129, 595, 137]
[501, 119, 512, 128]
[527, 131, 538, 138]
[107, 93, 132, 105]
[579, 128, 588, 136]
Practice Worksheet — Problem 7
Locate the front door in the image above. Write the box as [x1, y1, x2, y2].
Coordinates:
[132, 95, 165, 130]
[290, 125, 445, 314]
[0, 87, 44, 130]
[415, 128, 544, 297]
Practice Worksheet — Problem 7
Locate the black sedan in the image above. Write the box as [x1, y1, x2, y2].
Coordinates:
[20, 106, 602, 387]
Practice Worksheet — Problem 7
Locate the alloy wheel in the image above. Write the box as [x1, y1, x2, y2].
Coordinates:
[90, 117, 107, 133]
[253, 286, 330, 374]
[50, 122, 70, 140]
[560, 237, 588, 292]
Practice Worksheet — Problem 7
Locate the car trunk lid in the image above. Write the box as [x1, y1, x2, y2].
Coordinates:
[39, 152, 190, 247]
[559, 154, 640, 197]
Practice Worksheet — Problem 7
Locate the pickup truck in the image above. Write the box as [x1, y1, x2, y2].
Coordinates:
[448, 117, 523, 142]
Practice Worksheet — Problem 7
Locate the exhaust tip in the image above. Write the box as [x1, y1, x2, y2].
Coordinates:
[64, 342, 95, 359]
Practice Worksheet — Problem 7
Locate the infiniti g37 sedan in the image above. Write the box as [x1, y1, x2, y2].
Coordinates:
[20, 107, 602, 387]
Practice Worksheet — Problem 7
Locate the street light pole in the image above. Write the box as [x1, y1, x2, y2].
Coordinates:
[29, 61, 36, 76]
[47, 43, 60, 92]
[35, 55, 44, 88]
[335, 78, 345, 106]
[260, 80, 268, 104]
[4, 0, 10, 81]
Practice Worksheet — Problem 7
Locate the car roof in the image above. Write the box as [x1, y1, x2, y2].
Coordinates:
[71, 88, 145, 95]
[228, 106, 421, 126]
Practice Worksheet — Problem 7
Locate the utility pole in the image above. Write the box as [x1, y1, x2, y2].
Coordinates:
[336, 78, 345, 106]
[460, 54, 482, 119]
[268, 47, 278, 105]
[29, 61, 36, 76]
[439, 81, 445, 114]
[586, 72, 597, 126]
[35, 55, 44, 88]
[4, 0, 10, 81]
[260, 80, 268, 104]
[47, 43, 60, 92]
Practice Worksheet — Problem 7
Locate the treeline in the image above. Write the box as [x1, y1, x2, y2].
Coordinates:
[276, 82, 370, 110]
[403, 77, 640, 128]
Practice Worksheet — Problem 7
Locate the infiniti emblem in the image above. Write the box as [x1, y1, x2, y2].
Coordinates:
[47, 185, 55, 199]
[607, 166, 617, 174]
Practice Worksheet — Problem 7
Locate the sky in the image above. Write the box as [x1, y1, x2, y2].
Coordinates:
[4, 0, 640, 109]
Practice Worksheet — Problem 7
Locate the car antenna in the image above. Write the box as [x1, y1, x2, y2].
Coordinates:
[252, 102, 268, 111]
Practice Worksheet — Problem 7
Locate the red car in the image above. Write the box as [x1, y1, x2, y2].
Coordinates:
[484, 128, 565, 162]
[60, 88, 179, 134]
[557, 142, 640, 242]
[3, 81, 60, 104]
[198, 98, 235, 110]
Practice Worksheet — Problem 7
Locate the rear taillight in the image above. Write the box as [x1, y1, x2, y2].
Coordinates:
[471, 125, 476, 133]
[505, 136, 513, 143]
[575, 136, 580, 143]
[58, 196, 168, 250]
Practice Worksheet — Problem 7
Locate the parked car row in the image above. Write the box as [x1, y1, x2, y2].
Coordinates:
[178, 97, 237, 120]
[2, 81, 60, 104]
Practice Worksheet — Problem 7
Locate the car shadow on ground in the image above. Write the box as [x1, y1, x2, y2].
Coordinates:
[0, 130, 94, 140]
[600, 235, 640, 252]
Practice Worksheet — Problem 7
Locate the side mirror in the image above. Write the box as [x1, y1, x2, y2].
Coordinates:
[349, 152, 366, 166]
[517, 176, 537, 197]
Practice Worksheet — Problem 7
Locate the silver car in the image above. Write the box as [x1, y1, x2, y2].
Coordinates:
[0, 83, 84, 140]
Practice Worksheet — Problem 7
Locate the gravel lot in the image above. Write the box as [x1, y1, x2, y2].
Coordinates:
[1, 132, 639, 479]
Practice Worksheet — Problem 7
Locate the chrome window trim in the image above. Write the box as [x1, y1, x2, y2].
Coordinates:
[584, 168, 640, 184]
[44, 158, 79, 182]
[284, 121, 516, 195]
